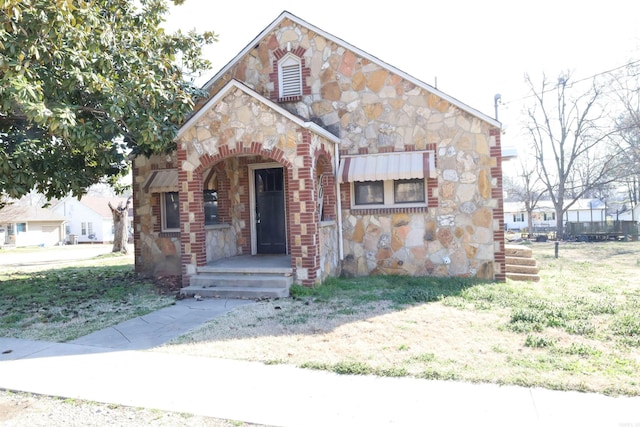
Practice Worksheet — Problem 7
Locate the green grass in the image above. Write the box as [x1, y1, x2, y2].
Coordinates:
[291, 275, 485, 307]
[4, 241, 640, 397]
[202, 241, 640, 396]
[0, 261, 174, 341]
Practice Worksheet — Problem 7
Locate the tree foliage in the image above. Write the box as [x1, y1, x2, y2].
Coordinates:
[0, 0, 216, 201]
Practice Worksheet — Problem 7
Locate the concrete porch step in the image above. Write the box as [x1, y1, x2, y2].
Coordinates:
[197, 265, 293, 276]
[189, 273, 293, 289]
[180, 285, 289, 299]
[181, 254, 294, 300]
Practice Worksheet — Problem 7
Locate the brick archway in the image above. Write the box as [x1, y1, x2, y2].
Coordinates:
[178, 138, 322, 287]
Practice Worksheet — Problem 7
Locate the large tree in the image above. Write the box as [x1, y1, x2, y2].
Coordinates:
[610, 62, 640, 217]
[524, 71, 623, 239]
[0, 0, 216, 201]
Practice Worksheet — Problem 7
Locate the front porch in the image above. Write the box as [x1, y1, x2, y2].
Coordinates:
[180, 254, 293, 299]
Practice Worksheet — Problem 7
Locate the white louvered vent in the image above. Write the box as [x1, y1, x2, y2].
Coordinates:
[278, 55, 302, 98]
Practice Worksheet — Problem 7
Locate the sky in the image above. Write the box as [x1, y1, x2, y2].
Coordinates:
[163, 0, 640, 152]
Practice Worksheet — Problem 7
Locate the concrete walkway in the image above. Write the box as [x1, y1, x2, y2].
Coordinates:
[0, 299, 638, 427]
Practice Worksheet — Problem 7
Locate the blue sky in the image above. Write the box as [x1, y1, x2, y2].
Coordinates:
[164, 0, 640, 149]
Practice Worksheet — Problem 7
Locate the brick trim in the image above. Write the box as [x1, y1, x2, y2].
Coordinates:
[489, 128, 506, 282]
[351, 207, 428, 215]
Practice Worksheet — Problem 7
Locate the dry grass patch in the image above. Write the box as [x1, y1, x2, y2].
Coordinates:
[158, 241, 640, 396]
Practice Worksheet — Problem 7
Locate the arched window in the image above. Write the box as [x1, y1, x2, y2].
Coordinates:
[278, 53, 302, 99]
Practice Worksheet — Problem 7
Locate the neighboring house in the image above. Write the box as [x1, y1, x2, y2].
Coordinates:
[0, 205, 66, 247]
[51, 196, 132, 244]
[617, 204, 639, 222]
[133, 11, 506, 286]
[503, 199, 607, 231]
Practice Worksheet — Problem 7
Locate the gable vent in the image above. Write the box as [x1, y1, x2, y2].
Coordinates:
[280, 63, 302, 97]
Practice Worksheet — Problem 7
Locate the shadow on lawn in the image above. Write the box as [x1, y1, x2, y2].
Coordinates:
[163, 274, 494, 344]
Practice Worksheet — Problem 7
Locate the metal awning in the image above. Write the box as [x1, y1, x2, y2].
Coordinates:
[338, 151, 435, 183]
[143, 169, 178, 192]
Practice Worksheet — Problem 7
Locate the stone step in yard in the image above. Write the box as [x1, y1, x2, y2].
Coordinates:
[505, 244, 540, 282]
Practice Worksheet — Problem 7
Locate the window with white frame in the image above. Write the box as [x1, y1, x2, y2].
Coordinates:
[353, 179, 426, 207]
[513, 213, 524, 222]
[162, 192, 180, 231]
[278, 54, 302, 98]
[543, 212, 555, 221]
[81, 222, 87, 235]
[394, 179, 425, 204]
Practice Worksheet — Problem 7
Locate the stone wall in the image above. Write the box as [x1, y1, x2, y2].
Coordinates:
[176, 87, 337, 286]
[205, 224, 239, 262]
[202, 17, 503, 279]
[132, 153, 182, 277]
[318, 220, 339, 280]
[136, 16, 505, 283]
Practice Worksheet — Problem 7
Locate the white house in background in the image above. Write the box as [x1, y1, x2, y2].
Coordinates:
[51, 196, 132, 244]
[503, 199, 607, 231]
[617, 204, 640, 222]
[0, 205, 66, 247]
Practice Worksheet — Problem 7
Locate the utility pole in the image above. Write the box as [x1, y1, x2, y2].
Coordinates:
[494, 94, 502, 121]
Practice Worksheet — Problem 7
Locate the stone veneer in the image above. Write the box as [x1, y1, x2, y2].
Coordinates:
[134, 15, 505, 284]
[205, 224, 239, 262]
[176, 86, 337, 286]
[319, 220, 339, 281]
[132, 153, 181, 277]
[200, 17, 505, 280]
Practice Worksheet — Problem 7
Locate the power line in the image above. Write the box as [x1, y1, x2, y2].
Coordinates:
[499, 59, 640, 108]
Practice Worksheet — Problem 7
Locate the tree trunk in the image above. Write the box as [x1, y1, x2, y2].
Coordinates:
[527, 210, 535, 240]
[109, 197, 132, 254]
[556, 209, 564, 241]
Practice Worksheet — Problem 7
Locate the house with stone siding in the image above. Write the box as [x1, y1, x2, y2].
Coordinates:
[132, 11, 506, 297]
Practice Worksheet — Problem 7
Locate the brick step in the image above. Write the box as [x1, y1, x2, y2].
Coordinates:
[505, 244, 533, 258]
[506, 272, 541, 282]
[506, 264, 539, 275]
[505, 256, 537, 267]
[180, 285, 289, 299]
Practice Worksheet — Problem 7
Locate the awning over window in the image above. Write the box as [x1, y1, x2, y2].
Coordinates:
[338, 151, 435, 183]
[143, 169, 178, 193]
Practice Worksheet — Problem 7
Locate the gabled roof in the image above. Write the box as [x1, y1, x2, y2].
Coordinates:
[200, 11, 501, 129]
[503, 199, 606, 213]
[52, 196, 131, 219]
[0, 205, 66, 223]
[178, 79, 341, 143]
[79, 196, 130, 218]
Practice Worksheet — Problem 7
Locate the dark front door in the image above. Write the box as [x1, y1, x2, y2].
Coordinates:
[255, 167, 286, 254]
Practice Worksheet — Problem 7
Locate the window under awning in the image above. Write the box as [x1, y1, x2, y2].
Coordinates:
[142, 169, 179, 193]
[338, 151, 435, 183]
